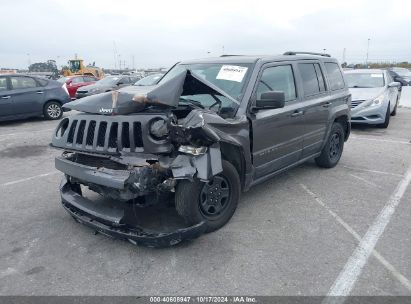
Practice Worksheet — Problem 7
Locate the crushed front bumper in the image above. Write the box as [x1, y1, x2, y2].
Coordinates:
[60, 177, 207, 247]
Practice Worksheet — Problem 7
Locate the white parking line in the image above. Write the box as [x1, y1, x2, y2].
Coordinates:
[299, 183, 411, 294]
[0, 171, 58, 187]
[350, 136, 410, 145]
[343, 165, 404, 177]
[348, 174, 380, 189]
[326, 164, 411, 299]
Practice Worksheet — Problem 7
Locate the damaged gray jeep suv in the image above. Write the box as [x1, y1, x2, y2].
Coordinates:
[51, 52, 351, 247]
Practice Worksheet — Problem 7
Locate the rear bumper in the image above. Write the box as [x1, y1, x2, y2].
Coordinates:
[60, 177, 207, 247]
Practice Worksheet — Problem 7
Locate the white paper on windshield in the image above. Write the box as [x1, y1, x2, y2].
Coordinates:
[371, 74, 383, 77]
[216, 65, 248, 82]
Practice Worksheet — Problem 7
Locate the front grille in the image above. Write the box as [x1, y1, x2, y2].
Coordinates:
[56, 117, 143, 153]
[351, 100, 364, 108]
[74, 153, 127, 170]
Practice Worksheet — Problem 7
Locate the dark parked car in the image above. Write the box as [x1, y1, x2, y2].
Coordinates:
[387, 67, 411, 87]
[75, 75, 139, 98]
[57, 75, 98, 99]
[0, 74, 71, 121]
[51, 52, 350, 247]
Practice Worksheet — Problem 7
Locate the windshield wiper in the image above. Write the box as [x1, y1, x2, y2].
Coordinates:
[179, 98, 205, 109]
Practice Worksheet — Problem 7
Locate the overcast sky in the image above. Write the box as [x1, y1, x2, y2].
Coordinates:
[1, 0, 410, 69]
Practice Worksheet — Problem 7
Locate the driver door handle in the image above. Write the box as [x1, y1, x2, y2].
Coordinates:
[322, 101, 332, 108]
[36, 91, 44, 94]
[291, 110, 304, 117]
[1, 96, 11, 99]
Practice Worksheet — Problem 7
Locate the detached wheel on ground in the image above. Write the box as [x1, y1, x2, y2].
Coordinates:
[315, 122, 345, 168]
[378, 103, 390, 128]
[175, 160, 240, 233]
[44, 101, 63, 120]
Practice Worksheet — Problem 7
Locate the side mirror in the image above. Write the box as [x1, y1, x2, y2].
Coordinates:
[388, 81, 401, 88]
[255, 91, 285, 109]
[117, 82, 123, 86]
[393, 76, 401, 82]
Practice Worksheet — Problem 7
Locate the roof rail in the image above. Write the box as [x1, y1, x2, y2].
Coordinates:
[283, 51, 331, 57]
[220, 54, 244, 57]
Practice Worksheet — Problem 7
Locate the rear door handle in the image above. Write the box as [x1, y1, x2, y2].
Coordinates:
[36, 91, 44, 94]
[1, 96, 11, 99]
[291, 110, 304, 117]
[322, 101, 332, 108]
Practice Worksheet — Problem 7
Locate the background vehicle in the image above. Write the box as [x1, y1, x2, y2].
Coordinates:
[387, 67, 411, 86]
[62, 58, 104, 79]
[57, 75, 98, 99]
[75, 75, 139, 98]
[0, 74, 70, 121]
[133, 73, 164, 86]
[345, 69, 401, 128]
[52, 52, 351, 246]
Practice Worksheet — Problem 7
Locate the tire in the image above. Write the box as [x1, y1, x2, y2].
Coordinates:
[377, 103, 390, 128]
[315, 122, 345, 168]
[44, 101, 63, 120]
[391, 98, 398, 116]
[175, 160, 240, 233]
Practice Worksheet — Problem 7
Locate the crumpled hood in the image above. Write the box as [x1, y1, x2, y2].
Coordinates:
[78, 83, 112, 92]
[64, 70, 238, 115]
[349, 87, 385, 101]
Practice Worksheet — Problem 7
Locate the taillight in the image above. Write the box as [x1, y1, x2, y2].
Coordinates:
[62, 83, 69, 96]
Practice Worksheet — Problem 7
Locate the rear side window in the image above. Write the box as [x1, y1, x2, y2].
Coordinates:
[324, 62, 345, 90]
[0, 77, 8, 91]
[298, 63, 326, 96]
[37, 78, 48, 86]
[72, 77, 83, 84]
[256, 65, 296, 102]
[10, 76, 38, 89]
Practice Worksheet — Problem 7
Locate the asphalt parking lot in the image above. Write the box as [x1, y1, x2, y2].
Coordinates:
[0, 108, 410, 296]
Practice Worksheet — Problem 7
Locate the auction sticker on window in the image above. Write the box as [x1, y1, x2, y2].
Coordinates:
[216, 65, 248, 82]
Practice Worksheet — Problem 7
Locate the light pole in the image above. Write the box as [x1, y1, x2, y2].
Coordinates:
[366, 38, 370, 67]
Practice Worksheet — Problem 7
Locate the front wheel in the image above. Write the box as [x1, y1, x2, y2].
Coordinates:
[378, 103, 390, 128]
[175, 160, 240, 233]
[44, 101, 63, 120]
[315, 122, 345, 168]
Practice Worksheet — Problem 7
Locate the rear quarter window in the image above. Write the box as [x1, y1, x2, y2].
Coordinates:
[324, 62, 345, 90]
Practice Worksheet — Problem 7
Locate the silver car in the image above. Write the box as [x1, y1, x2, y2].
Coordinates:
[344, 69, 401, 128]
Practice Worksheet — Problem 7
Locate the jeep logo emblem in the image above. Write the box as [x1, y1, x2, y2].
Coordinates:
[99, 108, 113, 114]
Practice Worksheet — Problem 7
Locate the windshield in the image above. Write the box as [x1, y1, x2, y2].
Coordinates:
[392, 68, 411, 77]
[96, 77, 119, 86]
[158, 63, 252, 112]
[345, 73, 385, 88]
[134, 74, 163, 86]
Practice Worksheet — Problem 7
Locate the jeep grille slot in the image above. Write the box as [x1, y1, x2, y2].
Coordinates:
[86, 121, 96, 146]
[108, 123, 118, 149]
[67, 120, 78, 144]
[76, 120, 86, 145]
[121, 122, 130, 149]
[133, 122, 143, 147]
[97, 122, 107, 148]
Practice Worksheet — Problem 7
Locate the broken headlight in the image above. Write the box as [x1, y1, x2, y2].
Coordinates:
[149, 118, 168, 140]
[178, 145, 207, 155]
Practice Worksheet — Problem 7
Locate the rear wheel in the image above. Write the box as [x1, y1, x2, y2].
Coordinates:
[44, 101, 63, 120]
[315, 122, 345, 168]
[175, 160, 240, 232]
[378, 103, 390, 128]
